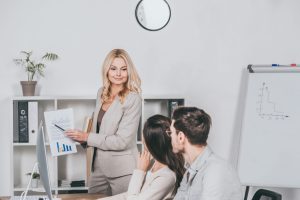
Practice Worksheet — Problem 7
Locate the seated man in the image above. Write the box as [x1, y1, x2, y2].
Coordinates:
[169, 107, 242, 200]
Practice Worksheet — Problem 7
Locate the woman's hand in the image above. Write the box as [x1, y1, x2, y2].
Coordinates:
[64, 129, 89, 143]
[137, 150, 151, 172]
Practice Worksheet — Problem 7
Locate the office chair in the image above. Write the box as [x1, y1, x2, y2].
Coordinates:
[252, 189, 282, 200]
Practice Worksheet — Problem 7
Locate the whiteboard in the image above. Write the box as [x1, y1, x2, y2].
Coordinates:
[237, 72, 300, 188]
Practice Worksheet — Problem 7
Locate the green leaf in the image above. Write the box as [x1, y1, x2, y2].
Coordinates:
[36, 63, 45, 69]
[37, 68, 45, 77]
[15, 51, 58, 80]
[26, 172, 40, 179]
[13, 59, 25, 66]
[42, 53, 59, 61]
[20, 51, 32, 57]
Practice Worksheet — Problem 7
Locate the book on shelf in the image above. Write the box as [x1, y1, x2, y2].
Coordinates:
[82, 113, 93, 183]
[70, 180, 85, 187]
[13, 101, 19, 143]
[13, 101, 39, 143]
[167, 100, 179, 117]
[137, 118, 142, 142]
[28, 101, 38, 144]
[82, 115, 93, 134]
[168, 99, 185, 117]
[18, 101, 29, 143]
[58, 179, 85, 187]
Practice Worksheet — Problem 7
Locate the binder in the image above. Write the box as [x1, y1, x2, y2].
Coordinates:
[18, 101, 29, 143]
[13, 101, 19, 142]
[28, 101, 38, 144]
[168, 99, 185, 117]
[168, 100, 179, 117]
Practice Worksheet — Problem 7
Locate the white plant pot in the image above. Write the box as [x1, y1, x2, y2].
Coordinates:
[31, 179, 39, 188]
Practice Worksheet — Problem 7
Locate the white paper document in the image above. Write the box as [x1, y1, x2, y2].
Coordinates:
[44, 108, 77, 156]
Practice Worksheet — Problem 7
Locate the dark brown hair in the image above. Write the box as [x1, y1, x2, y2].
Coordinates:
[172, 107, 212, 145]
[143, 115, 185, 194]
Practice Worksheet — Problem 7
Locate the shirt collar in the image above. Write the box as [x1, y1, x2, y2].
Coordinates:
[185, 146, 213, 181]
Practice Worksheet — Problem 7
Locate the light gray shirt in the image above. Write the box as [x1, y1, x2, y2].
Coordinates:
[174, 146, 242, 200]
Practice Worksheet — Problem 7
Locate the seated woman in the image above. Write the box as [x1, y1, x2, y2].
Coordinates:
[100, 115, 185, 200]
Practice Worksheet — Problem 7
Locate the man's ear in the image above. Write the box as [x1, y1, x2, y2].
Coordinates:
[178, 131, 185, 144]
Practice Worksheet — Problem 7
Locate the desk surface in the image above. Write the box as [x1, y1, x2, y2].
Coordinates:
[58, 193, 106, 199]
[0, 193, 107, 200]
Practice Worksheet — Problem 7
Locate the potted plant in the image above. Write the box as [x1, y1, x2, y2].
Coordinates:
[14, 51, 59, 96]
[26, 172, 40, 188]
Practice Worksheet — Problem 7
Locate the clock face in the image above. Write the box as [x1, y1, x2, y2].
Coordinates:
[135, 0, 171, 31]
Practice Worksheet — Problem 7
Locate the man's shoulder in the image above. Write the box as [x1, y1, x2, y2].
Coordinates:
[207, 153, 230, 166]
[204, 153, 236, 175]
[196, 153, 241, 192]
[193, 153, 242, 199]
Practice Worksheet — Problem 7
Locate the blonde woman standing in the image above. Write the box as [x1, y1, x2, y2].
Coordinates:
[65, 49, 142, 196]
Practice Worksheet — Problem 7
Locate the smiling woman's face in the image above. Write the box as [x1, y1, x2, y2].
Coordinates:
[108, 57, 128, 86]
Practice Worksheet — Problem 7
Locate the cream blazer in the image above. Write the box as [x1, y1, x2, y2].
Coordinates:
[100, 167, 176, 200]
[87, 88, 142, 178]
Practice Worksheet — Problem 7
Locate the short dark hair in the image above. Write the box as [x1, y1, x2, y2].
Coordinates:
[172, 107, 212, 145]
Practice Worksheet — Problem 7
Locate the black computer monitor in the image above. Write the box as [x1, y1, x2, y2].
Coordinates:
[36, 121, 53, 200]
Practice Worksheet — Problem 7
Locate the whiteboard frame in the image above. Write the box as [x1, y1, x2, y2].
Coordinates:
[237, 65, 300, 188]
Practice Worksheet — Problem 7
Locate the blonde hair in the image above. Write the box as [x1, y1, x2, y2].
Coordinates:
[101, 49, 141, 104]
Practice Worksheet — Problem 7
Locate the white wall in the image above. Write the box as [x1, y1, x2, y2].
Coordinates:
[1, 0, 300, 198]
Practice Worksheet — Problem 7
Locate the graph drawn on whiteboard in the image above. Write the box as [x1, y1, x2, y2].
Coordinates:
[256, 82, 289, 120]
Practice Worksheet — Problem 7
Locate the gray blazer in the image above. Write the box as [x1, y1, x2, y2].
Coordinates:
[87, 88, 142, 178]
